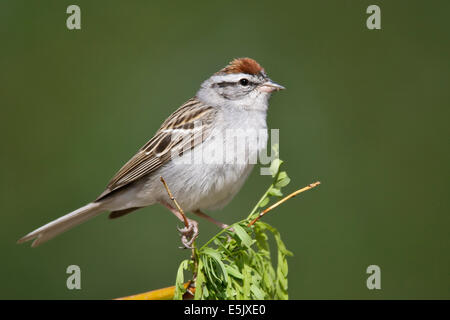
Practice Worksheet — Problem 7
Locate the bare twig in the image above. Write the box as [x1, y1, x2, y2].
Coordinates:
[160, 176, 189, 228]
[115, 281, 195, 300]
[248, 181, 321, 227]
[160, 176, 198, 284]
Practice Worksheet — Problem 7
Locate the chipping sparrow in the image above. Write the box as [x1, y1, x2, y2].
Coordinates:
[18, 58, 284, 248]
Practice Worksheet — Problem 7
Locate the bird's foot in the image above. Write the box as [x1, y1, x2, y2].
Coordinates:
[177, 219, 199, 249]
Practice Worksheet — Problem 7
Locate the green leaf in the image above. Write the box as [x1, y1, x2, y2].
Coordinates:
[206, 256, 220, 282]
[226, 282, 236, 299]
[277, 266, 288, 289]
[231, 278, 244, 300]
[258, 197, 270, 208]
[203, 284, 209, 298]
[174, 259, 189, 300]
[276, 171, 288, 181]
[268, 186, 283, 197]
[202, 247, 222, 260]
[250, 284, 265, 300]
[232, 224, 254, 248]
[276, 281, 289, 300]
[242, 264, 252, 298]
[225, 264, 244, 279]
[275, 171, 291, 188]
[269, 158, 283, 177]
[203, 248, 229, 284]
[262, 267, 274, 292]
[194, 259, 205, 300]
[279, 252, 288, 276]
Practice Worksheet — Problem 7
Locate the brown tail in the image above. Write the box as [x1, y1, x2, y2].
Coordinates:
[17, 202, 104, 247]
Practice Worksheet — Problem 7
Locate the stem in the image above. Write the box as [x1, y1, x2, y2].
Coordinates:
[246, 165, 283, 220]
[201, 181, 321, 249]
[160, 176, 197, 275]
[247, 188, 271, 219]
[160, 176, 189, 228]
[248, 181, 321, 227]
[199, 224, 237, 251]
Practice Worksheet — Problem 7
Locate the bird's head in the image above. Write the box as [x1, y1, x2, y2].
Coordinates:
[197, 58, 285, 110]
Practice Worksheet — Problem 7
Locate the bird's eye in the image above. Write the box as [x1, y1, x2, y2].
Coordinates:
[239, 78, 249, 86]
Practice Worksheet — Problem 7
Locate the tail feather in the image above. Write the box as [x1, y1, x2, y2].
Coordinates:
[17, 202, 104, 247]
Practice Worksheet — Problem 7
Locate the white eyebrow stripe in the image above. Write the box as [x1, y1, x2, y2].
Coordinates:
[210, 73, 255, 83]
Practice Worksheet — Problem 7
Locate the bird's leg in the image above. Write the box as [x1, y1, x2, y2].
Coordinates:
[161, 202, 199, 249]
[193, 210, 234, 232]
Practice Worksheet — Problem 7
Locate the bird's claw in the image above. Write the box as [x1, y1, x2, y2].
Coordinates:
[177, 219, 199, 249]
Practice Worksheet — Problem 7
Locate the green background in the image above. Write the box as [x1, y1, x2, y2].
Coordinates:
[1, 0, 449, 299]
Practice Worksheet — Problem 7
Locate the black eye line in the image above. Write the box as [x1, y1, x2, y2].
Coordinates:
[213, 80, 256, 88]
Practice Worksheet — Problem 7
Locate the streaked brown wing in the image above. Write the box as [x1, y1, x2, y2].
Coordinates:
[95, 98, 217, 201]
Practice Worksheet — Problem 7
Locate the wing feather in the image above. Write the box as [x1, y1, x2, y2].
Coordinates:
[96, 98, 217, 201]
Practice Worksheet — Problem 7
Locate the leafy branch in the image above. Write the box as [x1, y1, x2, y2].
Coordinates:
[116, 149, 320, 300]
[174, 154, 320, 300]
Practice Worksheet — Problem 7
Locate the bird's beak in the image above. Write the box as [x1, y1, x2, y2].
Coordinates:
[258, 80, 286, 93]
